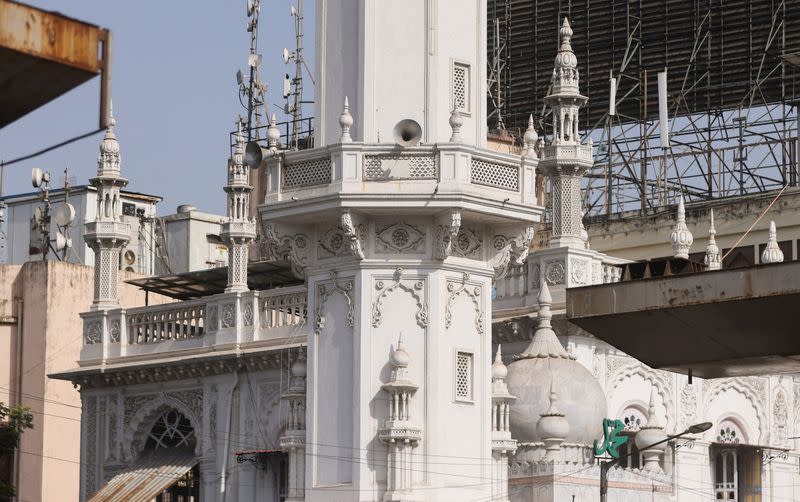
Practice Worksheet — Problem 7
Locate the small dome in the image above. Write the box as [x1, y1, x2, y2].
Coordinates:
[391, 336, 411, 367]
[492, 348, 508, 380]
[506, 282, 607, 444]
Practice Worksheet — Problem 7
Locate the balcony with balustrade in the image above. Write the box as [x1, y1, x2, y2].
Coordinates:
[79, 284, 308, 366]
[259, 142, 540, 225]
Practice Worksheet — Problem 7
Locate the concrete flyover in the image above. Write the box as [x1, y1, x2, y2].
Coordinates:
[567, 260, 800, 378]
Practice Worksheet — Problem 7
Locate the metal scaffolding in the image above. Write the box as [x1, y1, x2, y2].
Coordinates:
[496, 0, 800, 218]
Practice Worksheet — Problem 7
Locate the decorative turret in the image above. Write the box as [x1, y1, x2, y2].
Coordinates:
[635, 388, 667, 472]
[536, 379, 569, 460]
[379, 335, 421, 502]
[704, 209, 721, 270]
[221, 119, 257, 293]
[670, 197, 693, 259]
[760, 220, 784, 264]
[490, 345, 516, 501]
[539, 18, 593, 249]
[267, 113, 281, 152]
[280, 348, 307, 502]
[84, 103, 130, 310]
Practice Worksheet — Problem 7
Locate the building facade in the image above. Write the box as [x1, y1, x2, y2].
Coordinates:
[52, 2, 800, 502]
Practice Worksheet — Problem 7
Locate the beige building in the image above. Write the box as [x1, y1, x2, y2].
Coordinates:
[0, 260, 162, 502]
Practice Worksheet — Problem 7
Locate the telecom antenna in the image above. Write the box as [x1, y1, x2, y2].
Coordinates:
[283, 0, 312, 150]
[237, 0, 268, 142]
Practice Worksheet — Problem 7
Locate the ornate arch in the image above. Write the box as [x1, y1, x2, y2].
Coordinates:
[702, 378, 766, 442]
[314, 271, 355, 336]
[608, 362, 676, 432]
[445, 272, 484, 336]
[716, 415, 750, 444]
[123, 391, 203, 462]
[372, 267, 428, 328]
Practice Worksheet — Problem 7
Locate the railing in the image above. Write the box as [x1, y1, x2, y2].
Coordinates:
[260, 290, 307, 329]
[127, 299, 206, 344]
[80, 285, 310, 364]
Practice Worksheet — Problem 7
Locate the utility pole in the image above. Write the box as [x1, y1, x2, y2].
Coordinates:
[599, 421, 711, 502]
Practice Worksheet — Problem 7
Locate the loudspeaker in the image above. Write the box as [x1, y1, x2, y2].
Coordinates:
[392, 119, 422, 147]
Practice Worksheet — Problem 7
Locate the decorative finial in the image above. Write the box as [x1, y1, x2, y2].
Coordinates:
[761, 220, 784, 264]
[536, 377, 569, 460]
[448, 106, 463, 143]
[635, 387, 667, 471]
[391, 332, 410, 368]
[523, 114, 538, 158]
[267, 113, 280, 152]
[670, 197, 693, 259]
[339, 96, 353, 143]
[492, 345, 507, 380]
[518, 280, 572, 360]
[98, 99, 121, 173]
[704, 209, 721, 270]
[560, 17, 573, 49]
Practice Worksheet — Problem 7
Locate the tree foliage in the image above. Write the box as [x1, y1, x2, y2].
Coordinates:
[0, 402, 34, 500]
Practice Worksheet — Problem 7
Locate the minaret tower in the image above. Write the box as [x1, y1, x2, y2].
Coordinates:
[85, 104, 130, 310]
[539, 18, 594, 249]
[280, 348, 308, 502]
[379, 336, 421, 502]
[490, 346, 516, 502]
[221, 119, 257, 292]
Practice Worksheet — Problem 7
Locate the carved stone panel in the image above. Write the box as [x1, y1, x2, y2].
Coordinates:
[372, 268, 428, 328]
[375, 222, 426, 254]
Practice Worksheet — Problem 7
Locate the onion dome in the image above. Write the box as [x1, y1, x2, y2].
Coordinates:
[492, 345, 508, 380]
[267, 113, 281, 150]
[553, 18, 577, 71]
[670, 197, 693, 259]
[523, 114, 539, 158]
[760, 220, 784, 264]
[97, 102, 121, 173]
[506, 281, 607, 444]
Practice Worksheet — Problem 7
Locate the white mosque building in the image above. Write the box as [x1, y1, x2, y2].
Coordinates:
[54, 1, 800, 501]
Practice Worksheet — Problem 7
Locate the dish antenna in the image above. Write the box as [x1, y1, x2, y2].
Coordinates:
[31, 168, 44, 188]
[290, 4, 296, 16]
[33, 206, 42, 225]
[282, 47, 292, 64]
[54, 231, 72, 251]
[54, 202, 76, 227]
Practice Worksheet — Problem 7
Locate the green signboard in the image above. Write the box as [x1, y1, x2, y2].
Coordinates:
[593, 418, 629, 458]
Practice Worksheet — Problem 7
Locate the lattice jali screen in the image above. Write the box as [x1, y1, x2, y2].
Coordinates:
[282, 158, 332, 188]
[470, 158, 519, 191]
[552, 176, 582, 237]
[452, 62, 469, 112]
[455, 351, 473, 401]
[363, 154, 438, 180]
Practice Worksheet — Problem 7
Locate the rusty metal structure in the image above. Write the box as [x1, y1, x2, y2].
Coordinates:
[493, 0, 800, 218]
[0, 0, 111, 128]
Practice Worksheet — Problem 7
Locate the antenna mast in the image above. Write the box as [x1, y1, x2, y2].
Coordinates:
[283, 0, 307, 150]
[238, 0, 267, 142]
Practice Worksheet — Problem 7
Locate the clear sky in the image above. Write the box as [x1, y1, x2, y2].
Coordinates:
[0, 0, 315, 216]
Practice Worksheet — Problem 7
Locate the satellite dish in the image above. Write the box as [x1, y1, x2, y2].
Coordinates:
[248, 53, 262, 68]
[54, 203, 76, 227]
[290, 4, 296, 16]
[33, 207, 42, 225]
[282, 48, 291, 64]
[55, 232, 72, 251]
[236, 69, 244, 86]
[32, 168, 43, 188]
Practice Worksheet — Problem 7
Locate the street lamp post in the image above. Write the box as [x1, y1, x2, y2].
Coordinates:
[599, 421, 712, 502]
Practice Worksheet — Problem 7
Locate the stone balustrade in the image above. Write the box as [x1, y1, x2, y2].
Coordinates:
[262, 143, 538, 211]
[79, 285, 307, 364]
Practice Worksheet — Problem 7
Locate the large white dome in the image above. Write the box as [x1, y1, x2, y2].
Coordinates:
[505, 283, 606, 445]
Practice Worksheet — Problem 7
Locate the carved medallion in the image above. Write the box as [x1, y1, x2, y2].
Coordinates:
[376, 223, 425, 254]
[545, 260, 566, 285]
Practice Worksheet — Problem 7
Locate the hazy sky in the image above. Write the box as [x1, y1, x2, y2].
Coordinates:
[1, 0, 315, 216]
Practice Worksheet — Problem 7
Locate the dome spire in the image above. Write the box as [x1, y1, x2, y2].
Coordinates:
[761, 220, 784, 264]
[98, 99, 121, 174]
[536, 378, 569, 460]
[635, 387, 667, 471]
[518, 280, 572, 359]
[523, 114, 538, 158]
[670, 196, 693, 259]
[704, 209, 721, 270]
